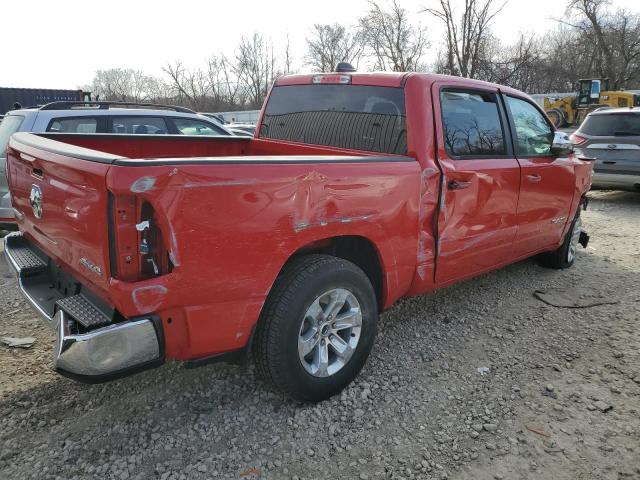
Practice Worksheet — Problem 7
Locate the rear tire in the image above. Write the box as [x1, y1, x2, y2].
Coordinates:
[537, 213, 582, 269]
[254, 254, 378, 402]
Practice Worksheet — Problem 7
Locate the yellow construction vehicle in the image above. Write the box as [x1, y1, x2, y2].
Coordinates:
[544, 78, 640, 127]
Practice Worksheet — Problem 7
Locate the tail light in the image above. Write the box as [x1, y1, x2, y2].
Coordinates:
[569, 134, 587, 146]
[109, 193, 170, 281]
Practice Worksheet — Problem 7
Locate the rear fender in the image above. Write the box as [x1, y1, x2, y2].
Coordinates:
[106, 158, 421, 358]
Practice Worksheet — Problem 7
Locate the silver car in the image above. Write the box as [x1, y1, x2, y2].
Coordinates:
[571, 107, 640, 192]
[0, 101, 234, 228]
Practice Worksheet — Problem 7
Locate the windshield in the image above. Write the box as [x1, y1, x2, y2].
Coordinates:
[580, 113, 640, 136]
[0, 115, 25, 157]
[260, 84, 407, 155]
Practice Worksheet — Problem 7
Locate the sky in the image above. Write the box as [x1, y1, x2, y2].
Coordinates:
[1, 0, 638, 89]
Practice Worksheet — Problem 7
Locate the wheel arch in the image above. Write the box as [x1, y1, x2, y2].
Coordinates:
[275, 235, 386, 312]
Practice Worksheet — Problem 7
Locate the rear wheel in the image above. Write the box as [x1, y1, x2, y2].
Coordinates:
[538, 214, 583, 269]
[254, 255, 378, 402]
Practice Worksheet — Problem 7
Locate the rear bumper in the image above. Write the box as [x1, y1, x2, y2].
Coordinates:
[3, 232, 164, 382]
[592, 171, 640, 191]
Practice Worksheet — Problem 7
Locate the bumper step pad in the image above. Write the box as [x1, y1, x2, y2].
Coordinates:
[6, 242, 47, 276]
[56, 295, 111, 329]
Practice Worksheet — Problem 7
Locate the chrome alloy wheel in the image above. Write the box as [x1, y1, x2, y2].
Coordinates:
[298, 288, 362, 378]
[567, 217, 582, 263]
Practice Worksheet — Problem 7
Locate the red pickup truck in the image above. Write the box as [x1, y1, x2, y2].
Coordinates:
[3, 72, 592, 401]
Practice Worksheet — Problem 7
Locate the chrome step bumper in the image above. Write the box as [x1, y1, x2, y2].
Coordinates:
[3, 232, 164, 382]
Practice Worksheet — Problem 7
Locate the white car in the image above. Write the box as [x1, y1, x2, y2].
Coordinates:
[0, 101, 234, 227]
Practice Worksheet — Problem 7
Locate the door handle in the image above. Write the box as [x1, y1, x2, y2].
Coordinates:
[448, 180, 472, 190]
[602, 160, 616, 164]
[526, 174, 542, 182]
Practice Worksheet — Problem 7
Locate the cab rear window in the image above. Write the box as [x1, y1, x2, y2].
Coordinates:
[260, 85, 407, 155]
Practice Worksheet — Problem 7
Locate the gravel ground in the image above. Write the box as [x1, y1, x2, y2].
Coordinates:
[1, 190, 639, 480]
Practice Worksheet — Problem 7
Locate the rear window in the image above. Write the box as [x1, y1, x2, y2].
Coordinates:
[580, 113, 640, 136]
[260, 85, 407, 155]
[0, 115, 24, 157]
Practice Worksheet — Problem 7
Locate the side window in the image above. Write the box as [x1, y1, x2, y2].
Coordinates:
[506, 96, 553, 156]
[111, 117, 167, 134]
[173, 118, 225, 136]
[47, 117, 97, 133]
[441, 89, 506, 157]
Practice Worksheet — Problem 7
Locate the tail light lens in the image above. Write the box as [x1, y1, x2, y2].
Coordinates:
[569, 134, 587, 146]
[109, 193, 169, 281]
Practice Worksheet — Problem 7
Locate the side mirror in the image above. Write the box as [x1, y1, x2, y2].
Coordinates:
[551, 131, 574, 156]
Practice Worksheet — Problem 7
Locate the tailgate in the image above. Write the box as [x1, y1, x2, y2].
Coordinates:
[586, 141, 640, 176]
[6, 133, 119, 295]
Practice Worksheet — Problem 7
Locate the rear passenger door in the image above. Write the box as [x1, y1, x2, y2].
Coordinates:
[503, 95, 575, 254]
[433, 84, 521, 285]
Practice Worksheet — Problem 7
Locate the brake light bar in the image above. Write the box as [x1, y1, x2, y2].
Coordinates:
[311, 74, 351, 85]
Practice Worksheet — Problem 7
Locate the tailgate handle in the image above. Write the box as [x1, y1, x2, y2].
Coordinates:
[32, 168, 43, 178]
[602, 161, 616, 164]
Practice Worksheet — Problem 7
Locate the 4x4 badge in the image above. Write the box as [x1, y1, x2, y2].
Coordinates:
[30, 184, 43, 219]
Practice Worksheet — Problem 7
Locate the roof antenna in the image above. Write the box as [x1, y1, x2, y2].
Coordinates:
[335, 62, 356, 73]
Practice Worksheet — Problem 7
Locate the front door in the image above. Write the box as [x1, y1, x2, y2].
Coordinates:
[503, 94, 576, 254]
[433, 84, 521, 286]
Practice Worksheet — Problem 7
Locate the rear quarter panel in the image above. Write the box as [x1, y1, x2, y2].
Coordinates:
[106, 159, 421, 358]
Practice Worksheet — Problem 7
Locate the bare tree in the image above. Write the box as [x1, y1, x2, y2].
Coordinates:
[284, 34, 294, 74]
[163, 61, 210, 110]
[566, 0, 614, 81]
[609, 9, 640, 88]
[359, 0, 428, 71]
[306, 24, 363, 72]
[92, 68, 158, 102]
[474, 34, 544, 90]
[565, 0, 640, 89]
[206, 54, 249, 108]
[424, 0, 506, 78]
[235, 33, 278, 108]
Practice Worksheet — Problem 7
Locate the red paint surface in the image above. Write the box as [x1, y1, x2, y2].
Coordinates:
[6, 73, 593, 362]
